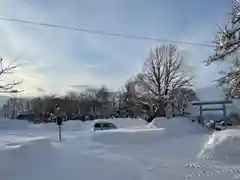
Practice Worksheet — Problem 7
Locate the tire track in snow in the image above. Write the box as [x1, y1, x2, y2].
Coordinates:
[93, 143, 240, 180]
[182, 161, 240, 180]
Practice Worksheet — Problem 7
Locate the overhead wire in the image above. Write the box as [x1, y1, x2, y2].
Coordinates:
[0, 16, 216, 48]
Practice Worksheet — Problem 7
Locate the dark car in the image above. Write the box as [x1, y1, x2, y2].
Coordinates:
[93, 121, 117, 131]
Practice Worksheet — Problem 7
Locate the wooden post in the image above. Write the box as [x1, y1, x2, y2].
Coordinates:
[56, 105, 62, 141]
[58, 125, 62, 141]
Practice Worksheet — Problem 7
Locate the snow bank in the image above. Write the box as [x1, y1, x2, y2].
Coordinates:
[148, 117, 168, 128]
[0, 137, 59, 180]
[1, 117, 240, 180]
[91, 118, 152, 144]
[93, 118, 147, 129]
[149, 117, 205, 135]
[63, 120, 89, 131]
[28, 120, 91, 132]
[0, 119, 31, 131]
[92, 128, 165, 145]
[92, 117, 206, 145]
[1, 137, 53, 151]
[198, 129, 240, 162]
[0, 118, 147, 133]
[0, 118, 59, 132]
[29, 123, 58, 132]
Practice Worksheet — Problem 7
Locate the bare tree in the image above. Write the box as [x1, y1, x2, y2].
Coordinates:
[0, 57, 21, 93]
[135, 44, 193, 116]
[170, 88, 199, 116]
[117, 80, 141, 117]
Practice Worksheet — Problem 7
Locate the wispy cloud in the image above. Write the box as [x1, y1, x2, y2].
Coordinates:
[0, 0, 232, 96]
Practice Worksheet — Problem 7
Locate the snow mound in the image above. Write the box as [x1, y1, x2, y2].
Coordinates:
[0, 136, 53, 151]
[148, 117, 168, 128]
[0, 119, 31, 131]
[63, 120, 89, 131]
[29, 123, 58, 132]
[92, 128, 165, 145]
[93, 118, 147, 129]
[29, 120, 91, 132]
[0, 118, 147, 133]
[149, 117, 205, 135]
[91, 118, 158, 145]
[0, 137, 54, 164]
[198, 129, 240, 162]
[0, 137, 58, 180]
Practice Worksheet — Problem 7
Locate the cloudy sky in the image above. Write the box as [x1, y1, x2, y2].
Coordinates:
[0, 0, 231, 96]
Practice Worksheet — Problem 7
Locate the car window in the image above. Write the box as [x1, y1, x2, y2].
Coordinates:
[103, 123, 116, 128]
[94, 123, 101, 128]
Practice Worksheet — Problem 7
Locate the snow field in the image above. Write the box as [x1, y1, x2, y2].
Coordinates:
[149, 117, 208, 135]
[0, 119, 31, 131]
[0, 117, 240, 179]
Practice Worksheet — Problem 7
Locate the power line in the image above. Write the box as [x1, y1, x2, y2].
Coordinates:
[0, 16, 215, 48]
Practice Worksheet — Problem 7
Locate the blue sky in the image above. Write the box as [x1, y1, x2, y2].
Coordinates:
[0, 0, 232, 96]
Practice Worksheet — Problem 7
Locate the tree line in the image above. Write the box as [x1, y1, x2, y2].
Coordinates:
[2, 44, 199, 121]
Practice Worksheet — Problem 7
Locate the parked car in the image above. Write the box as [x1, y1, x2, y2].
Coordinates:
[93, 121, 117, 131]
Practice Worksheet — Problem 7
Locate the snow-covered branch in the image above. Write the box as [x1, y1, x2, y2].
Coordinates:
[0, 58, 22, 94]
[208, 0, 240, 64]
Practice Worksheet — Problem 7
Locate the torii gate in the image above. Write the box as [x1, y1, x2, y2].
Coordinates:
[192, 100, 232, 124]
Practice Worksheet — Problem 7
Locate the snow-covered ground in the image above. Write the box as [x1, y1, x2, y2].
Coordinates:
[0, 117, 240, 180]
